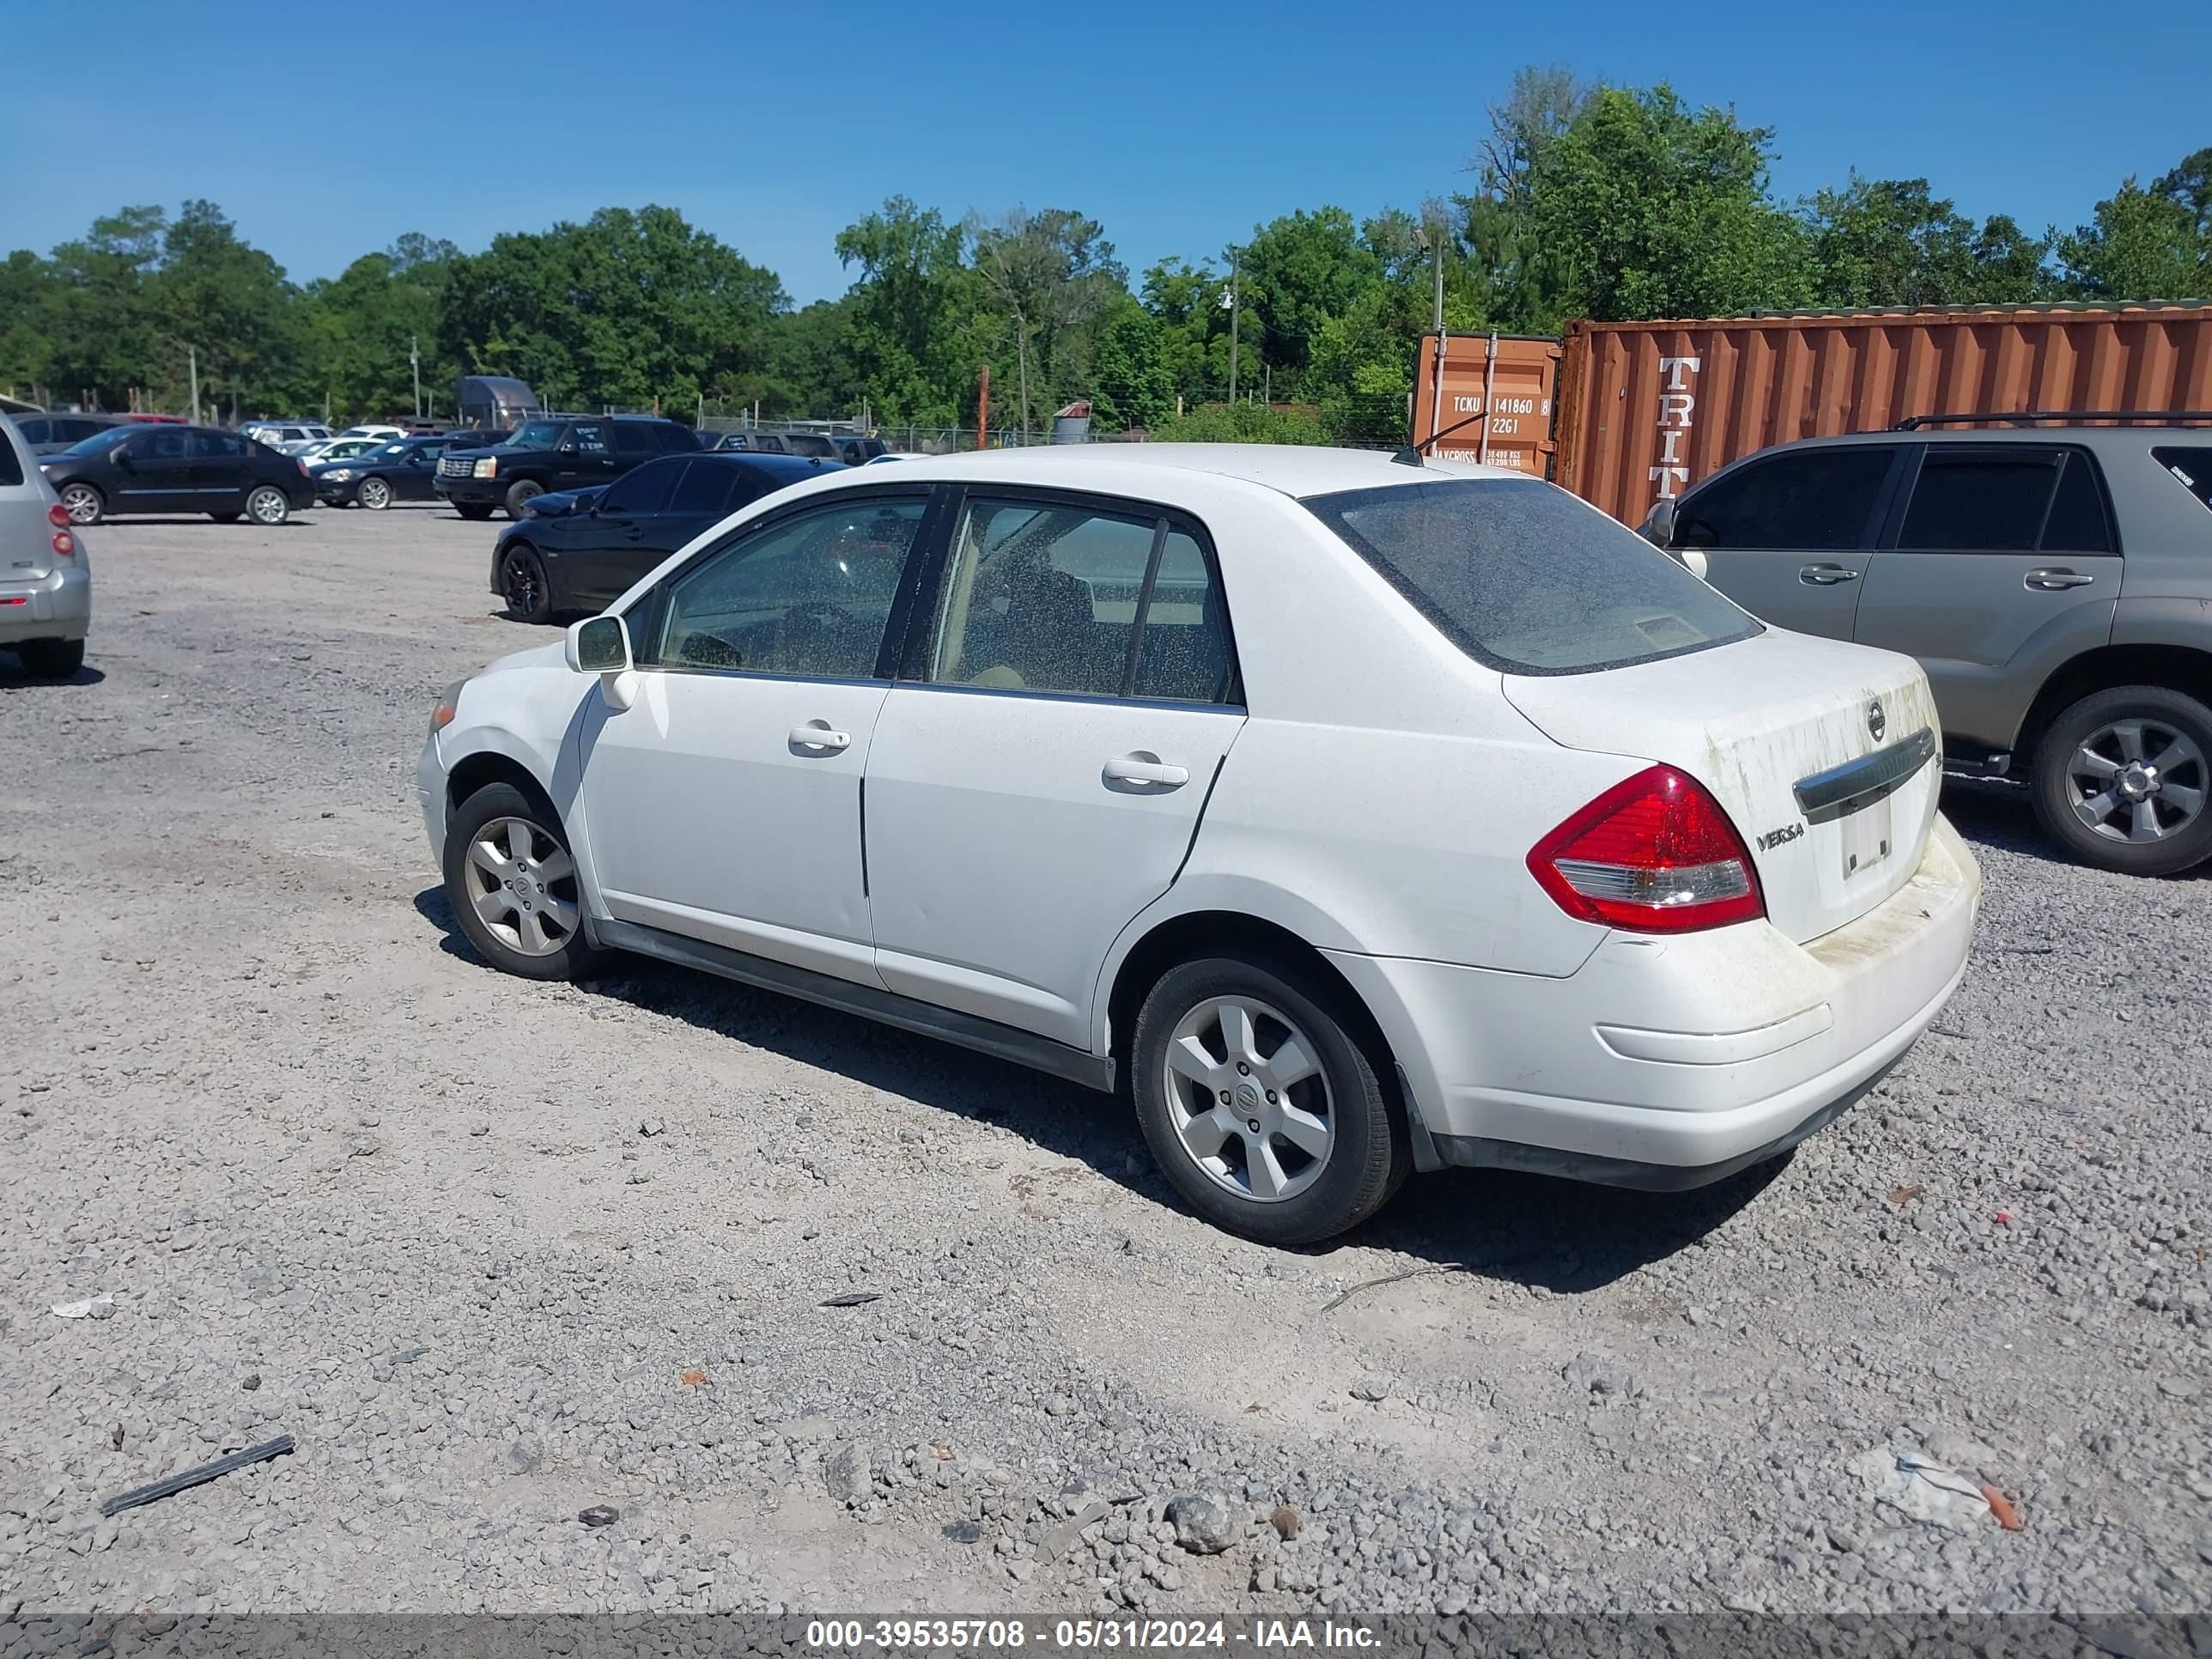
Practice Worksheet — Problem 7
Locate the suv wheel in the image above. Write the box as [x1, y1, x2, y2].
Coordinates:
[2032, 684, 2212, 876]
[441, 782, 603, 981]
[1129, 951, 1407, 1245]
[504, 479, 544, 519]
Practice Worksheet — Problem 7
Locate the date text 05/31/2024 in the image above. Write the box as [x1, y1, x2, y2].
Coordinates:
[805, 1620, 1380, 1650]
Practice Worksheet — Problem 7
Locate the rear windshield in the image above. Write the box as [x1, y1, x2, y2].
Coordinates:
[0, 425, 21, 487]
[1303, 477, 1761, 675]
[2153, 447, 2212, 513]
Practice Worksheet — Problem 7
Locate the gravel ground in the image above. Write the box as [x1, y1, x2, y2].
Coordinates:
[1, 503, 2207, 1620]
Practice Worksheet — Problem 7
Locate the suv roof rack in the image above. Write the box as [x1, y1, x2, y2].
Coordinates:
[1895, 410, 2212, 429]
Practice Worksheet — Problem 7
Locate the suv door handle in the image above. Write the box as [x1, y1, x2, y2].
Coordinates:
[1798, 563, 1860, 586]
[2025, 568, 2095, 591]
[787, 723, 851, 752]
[1103, 754, 1188, 788]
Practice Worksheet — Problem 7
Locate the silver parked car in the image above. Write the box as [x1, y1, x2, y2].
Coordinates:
[1648, 417, 2212, 876]
[0, 414, 90, 677]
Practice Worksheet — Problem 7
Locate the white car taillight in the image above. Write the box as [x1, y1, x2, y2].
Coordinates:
[1527, 764, 1765, 933]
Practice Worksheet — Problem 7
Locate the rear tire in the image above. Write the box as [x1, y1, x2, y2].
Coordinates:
[504, 479, 544, 520]
[441, 782, 604, 981]
[454, 502, 496, 522]
[500, 543, 554, 624]
[2031, 684, 2212, 876]
[15, 637, 85, 678]
[246, 485, 289, 526]
[1130, 951, 1408, 1245]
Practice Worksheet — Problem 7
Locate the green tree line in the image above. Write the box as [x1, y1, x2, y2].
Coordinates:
[3, 70, 2205, 442]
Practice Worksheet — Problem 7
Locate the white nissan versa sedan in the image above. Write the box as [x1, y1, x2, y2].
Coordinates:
[420, 447, 1979, 1243]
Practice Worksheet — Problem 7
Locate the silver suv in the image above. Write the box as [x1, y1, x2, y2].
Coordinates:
[1648, 417, 2212, 876]
[0, 414, 90, 677]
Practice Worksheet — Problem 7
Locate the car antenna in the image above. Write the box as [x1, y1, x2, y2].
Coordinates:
[1392, 408, 1494, 467]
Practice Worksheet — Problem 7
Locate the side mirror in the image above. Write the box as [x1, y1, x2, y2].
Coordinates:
[112, 447, 136, 470]
[1640, 498, 1678, 550]
[566, 615, 639, 713]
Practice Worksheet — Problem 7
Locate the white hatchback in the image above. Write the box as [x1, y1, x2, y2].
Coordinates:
[419, 447, 1979, 1243]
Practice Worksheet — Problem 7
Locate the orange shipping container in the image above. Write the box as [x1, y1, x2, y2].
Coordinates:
[1409, 332, 1561, 476]
[1554, 305, 2212, 524]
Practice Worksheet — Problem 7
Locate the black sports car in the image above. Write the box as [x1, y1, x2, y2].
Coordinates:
[312, 435, 456, 508]
[489, 450, 840, 623]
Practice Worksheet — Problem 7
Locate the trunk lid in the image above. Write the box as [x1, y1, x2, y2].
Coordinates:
[1504, 631, 1941, 945]
[1, 434, 59, 583]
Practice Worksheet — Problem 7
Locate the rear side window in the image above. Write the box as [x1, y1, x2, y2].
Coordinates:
[2039, 452, 2115, 552]
[1304, 477, 1760, 675]
[597, 458, 678, 517]
[1899, 449, 2070, 550]
[668, 460, 738, 517]
[2154, 447, 2212, 513]
[614, 424, 658, 459]
[1676, 447, 1894, 550]
[0, 425, 23, 486]
[15, 418, 50, 445]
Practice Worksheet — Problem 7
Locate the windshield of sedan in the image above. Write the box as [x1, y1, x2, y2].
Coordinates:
[1302, 477, 1760, 675]
[503, 421, 564, 451]
[56, 425, 137, 459]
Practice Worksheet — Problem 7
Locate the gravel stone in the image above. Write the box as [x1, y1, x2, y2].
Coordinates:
[1165, 1492, 1237, 1554]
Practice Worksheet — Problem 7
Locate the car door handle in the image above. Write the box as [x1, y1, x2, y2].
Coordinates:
[2025, 568, 2095, 591]
[1798, 563, 1860, 586]
[787, 723, 851, 753]
[1103, 754, 1188, 788]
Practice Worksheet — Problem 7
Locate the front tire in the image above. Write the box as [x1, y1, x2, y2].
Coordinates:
[1130, 951, 1407, 1245]
[2031, 684, 2212, 876]
[208, 511, 240, 523]
[15, 637, 85, 678]
[357, 477, 392, 511]
[454, 502, 496, 522]
[246, 485, 289, 526]
[441, 782, 603, 981]
[500, 543, 553, 624]
[504, 479, 544, 519]
[59, 483, 103, 526]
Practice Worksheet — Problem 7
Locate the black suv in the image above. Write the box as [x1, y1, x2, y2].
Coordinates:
[433, 415, 702, 520]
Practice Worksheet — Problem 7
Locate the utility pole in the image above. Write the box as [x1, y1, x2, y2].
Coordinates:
[188, 347, 199, 426]
[1224, 249, 1239, 406]
[410, 336, 422, 419]
[975, 365, 991, 452]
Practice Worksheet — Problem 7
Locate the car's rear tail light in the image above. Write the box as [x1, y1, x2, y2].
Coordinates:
[296, 460, 310, 477]
[1528, 764, 1765, 933]
[52, 531, 76, 558]
[47, 503, 70, 529]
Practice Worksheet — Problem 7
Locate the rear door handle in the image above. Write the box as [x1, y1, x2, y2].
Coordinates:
[787, 722, 851, 752]
[1798, 563, 1860, 586]
[1103, 754, 1188, 788]
[2025, 568, 2095, 590]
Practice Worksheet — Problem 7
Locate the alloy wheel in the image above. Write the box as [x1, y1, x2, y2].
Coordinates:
[503, 552, 544, 618]
[1159, 994, 1334, 1203]
[462, 816, 580, 957]
[247, 486, 288, 526]
[358, 477, 391, 510]
[2066, 717, 2207, 843]
[60, 484, 100, 525]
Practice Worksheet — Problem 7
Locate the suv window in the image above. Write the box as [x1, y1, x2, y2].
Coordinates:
[782, 434, 837, 459]
[2154, 447, 2212, 513]
[568, 422, 611, 455]
[1305, 477, 1760, 675]
[667, 459, 738, 518]
[1898, 448, 2090, 551]
[614, 422, 659, 459]
[2039, 452, 2115, 552]
[598, 457, 678, 518]
[652, 424, 699, 454]
[928, 496, 1234, 701]
[15, 418, 49, 445]
[654, 495, 927, 678]
[1676, 447, 1894, 550]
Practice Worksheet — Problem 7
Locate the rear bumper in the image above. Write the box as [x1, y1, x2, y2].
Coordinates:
[0, 562, 91, 644]
[1328, 815, 1981, 1185]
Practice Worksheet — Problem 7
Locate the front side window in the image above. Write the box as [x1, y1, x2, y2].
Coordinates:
[1676, 447, 1895, 550]
[506, 421, 564, 451]
[1305, 477, 1760, 675]
[60, 426, 136, 459]
[1898, 449, 2069, 550]
[654, 495, 927, 678]
[596, 458, 678, 518]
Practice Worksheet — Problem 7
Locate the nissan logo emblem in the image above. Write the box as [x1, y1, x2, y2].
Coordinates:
[1867, 698, 1887, 743]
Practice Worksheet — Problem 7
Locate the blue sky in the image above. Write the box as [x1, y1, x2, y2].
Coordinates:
[4, 0, 2202, 305]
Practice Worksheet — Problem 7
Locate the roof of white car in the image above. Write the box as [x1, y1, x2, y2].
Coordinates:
[858, 444, 1522, 498]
